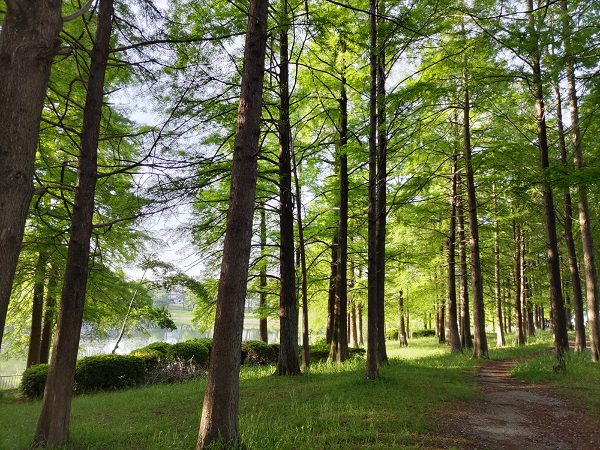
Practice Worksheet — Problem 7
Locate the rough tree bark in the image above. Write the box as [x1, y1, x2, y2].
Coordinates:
[0, 0, 63, 351]
[26, 252, 48, 368]
[196, 0, 269, 445]
[457, 174, 473, 349]
[365, 0, 379, 380]
[447, 155, 462, 354]
[276, 0, 300, 376]
[34, 0, 113, 445]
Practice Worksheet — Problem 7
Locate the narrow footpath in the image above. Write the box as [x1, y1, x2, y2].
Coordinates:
[425, 358, 600, 449]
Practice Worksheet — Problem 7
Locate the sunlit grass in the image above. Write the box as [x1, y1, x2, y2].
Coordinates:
[3, 333, 595, 449]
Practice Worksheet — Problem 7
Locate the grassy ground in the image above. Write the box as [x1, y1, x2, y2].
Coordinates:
[1, 332, 597, 449]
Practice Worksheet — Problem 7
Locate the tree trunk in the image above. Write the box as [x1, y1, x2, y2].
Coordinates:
[326, 236, 338, 345]
[513, 220, 525, 345]
[259, 204, 268, 344]
[196, 0, 268, 445]
[27, 252, 48, 368]
[375, 2, 388, 365]
[276, 0, 300, 376]
[493, 189, 505, 348]
[0, 0, 63, 351]
[398, 290, 408, 347]
[463, 76, 488, 359]
[560, 0, 600, 362]
[554, 82, 586, 351]
[446, 155, 462, 353]
[365, 0, 379, 380]
[34, 0, 113, 445]
[292, 135, 309, 370]
[456, 174, 473, 349]
[358, 301, 364, 346]
[527, 0, 569, 365]
[330, 63, 350, 364]
[39, 261, 59, 364]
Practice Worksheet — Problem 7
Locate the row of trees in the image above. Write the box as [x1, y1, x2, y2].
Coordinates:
[1, 0, 599, 447]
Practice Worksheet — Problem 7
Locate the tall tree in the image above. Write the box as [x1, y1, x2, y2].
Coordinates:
[196, 0, 269, 445]
[34, 0, 114, 445]
[0, 0, 63, 350]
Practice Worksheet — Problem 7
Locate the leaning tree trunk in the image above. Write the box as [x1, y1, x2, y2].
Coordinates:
[0, 0, 63, 351]
[34, 0, 113, 445]
[276, 0, 300, 376]
[554, 82, 586, 351]
[561, 0, 600, 362]
[196, 0, 269, 446]
[527, 0, 569, 364]
[365, 0, 379, 380]
[463, 75, 488, 359]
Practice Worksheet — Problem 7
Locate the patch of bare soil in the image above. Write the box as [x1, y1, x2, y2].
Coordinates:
[422, 359, 600, 449]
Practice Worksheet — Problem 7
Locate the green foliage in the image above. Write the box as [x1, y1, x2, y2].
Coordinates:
[193, 338, 213, 355]
[241, 340, 278, 365]
[168, 341, 209, 367]
[143, 341, 173, 358]
[20, 364, 49, 398]
[386, 329, 399, 341]
[75, 355, 146, 393]
[129, 349, 164, 371]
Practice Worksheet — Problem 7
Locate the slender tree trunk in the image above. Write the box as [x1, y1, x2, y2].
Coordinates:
[366, 0, 379, 379]
[375, 0, 388, 365]
[561, 0, 600, 362]
[527, 0, 569, 364]
[326, 235, 338, 345]
[493, 190, 505, 348]
[513, 220, 525, 345]
[197, 0, 268, 445]
[358, 302, 364, 346]
[35, 1, 113, 445]
[40, 263, 59, 365]
[398, 290, 408, 347]
[276, 0, 300, 376]
[447, 156, 462, 353]
[554, 82, 586, 351]
[0, 0, 63, 351]
[463, 76, 488, 358]
[292, 138, 309, 369]
[330, 59, 349, 364]
[457, 175, 473, 349]
[27, 252, 48, 368]
[259, 204, 268, 343]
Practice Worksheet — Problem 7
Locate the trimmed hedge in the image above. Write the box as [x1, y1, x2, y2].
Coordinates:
[241, 340, 278, 365]
[129, 348, 164, 371]
[21, 364, 49, 398]
[143, 341, 172, 358]
[168, 341, 209, 367]
[75, 354, 146, 392]
[411, 329, 435, 338]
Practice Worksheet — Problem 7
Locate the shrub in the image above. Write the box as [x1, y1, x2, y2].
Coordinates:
[143, 341, 172, 358]
[193, 338, 213, 356]
[168, 341, 209, 367]
[242, 340, 278, 365]
[307, 344, 330, 363]
[21, 364, 49, 398]
[145, 358, 206, 384]
[349, 347, 366, 358]
[129, 348, 163, 371]
[387, 329, 399, 340]
[75, 354, 146, 392]
[411, 329, 436, 338]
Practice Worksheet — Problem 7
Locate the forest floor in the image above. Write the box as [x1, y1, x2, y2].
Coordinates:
[423, 356, 600, 450]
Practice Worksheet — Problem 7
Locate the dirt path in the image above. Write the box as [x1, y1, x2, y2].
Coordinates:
[424, 359, 600, 449]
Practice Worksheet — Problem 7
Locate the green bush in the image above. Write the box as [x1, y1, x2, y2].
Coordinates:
[307, 344, 330, 363]
[143, 341, 172, 358]
[20, 364, 49, 398]
[387, 329, 399, 340]
[75, 354, 146, 392]
[129, 348, 163, 371]
[411, 329, 435, 338]
[349, 347, 366, 358]
[193, 338, 213, 356]
[242, 340, 278, 365]
[168, 341, 209, 367]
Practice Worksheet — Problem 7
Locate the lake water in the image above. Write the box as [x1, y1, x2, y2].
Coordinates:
[0, 321, 279, 385]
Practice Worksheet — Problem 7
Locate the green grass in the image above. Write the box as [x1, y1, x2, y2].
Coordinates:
[1, 333, 596, 449]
